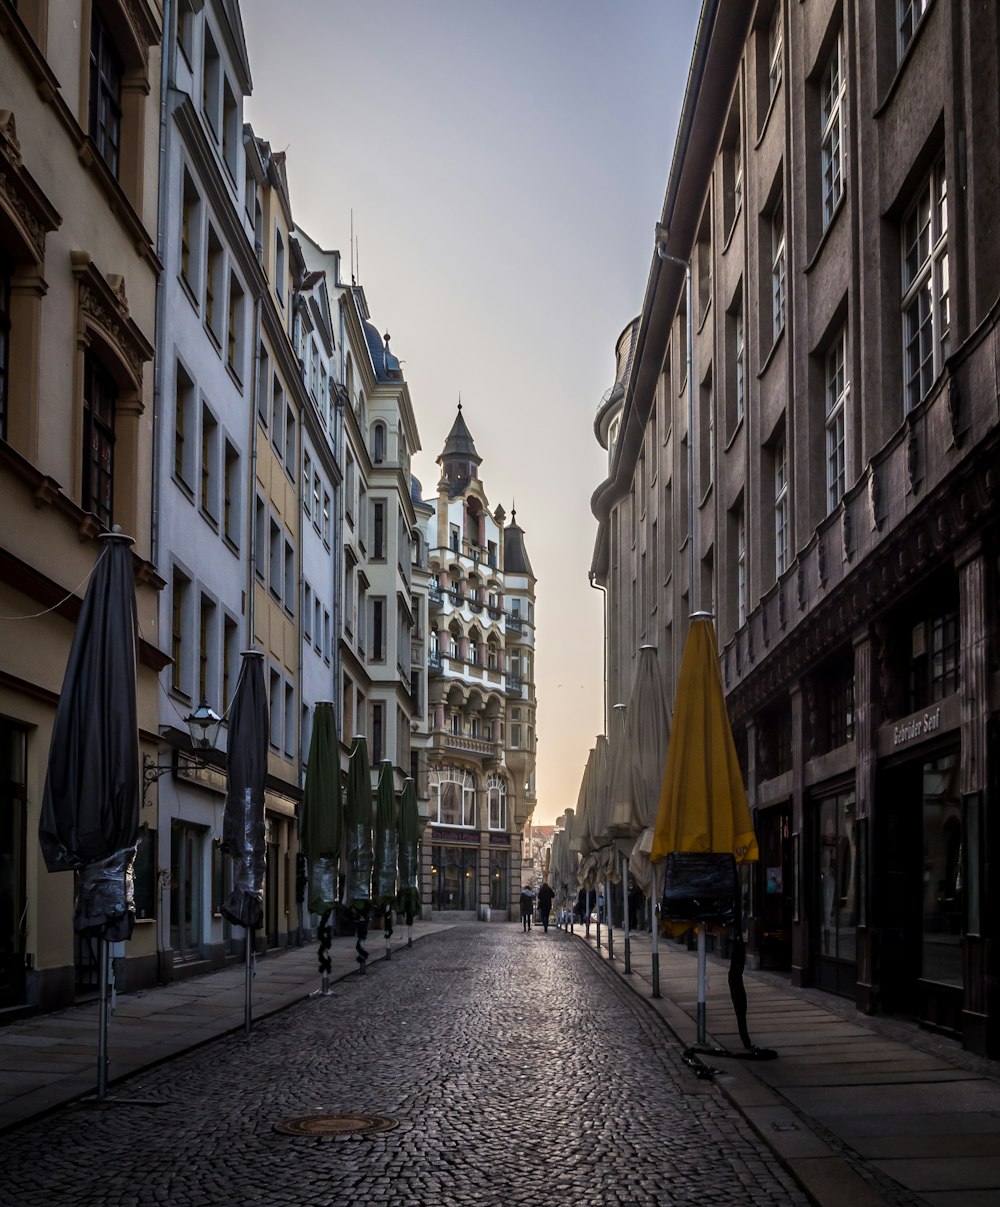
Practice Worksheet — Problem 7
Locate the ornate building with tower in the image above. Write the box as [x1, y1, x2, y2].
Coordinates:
[415, 406, 537, 920]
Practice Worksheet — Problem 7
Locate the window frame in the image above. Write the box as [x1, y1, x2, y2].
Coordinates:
[825, 326, 849, 512]
[820, 30, 846, 230]
[901, 157, 949, 413]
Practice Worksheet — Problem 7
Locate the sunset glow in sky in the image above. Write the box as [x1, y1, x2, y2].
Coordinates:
[242, 0, 701, 824]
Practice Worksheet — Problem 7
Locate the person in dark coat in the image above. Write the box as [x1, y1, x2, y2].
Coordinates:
[519, 887, 534, 932]
[537, 881, 555, 932]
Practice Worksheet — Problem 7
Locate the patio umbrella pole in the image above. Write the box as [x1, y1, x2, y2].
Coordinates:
[96, 939, 110, 1100]
[244, 928, 254, 1035]
[651, 862, 661, 999]
[384, 904, 392, 961]
[622, 853, 631, 974]
[696, 924, 707, 1045]
[606, 877, 613, 960]
[318, 909, 333, 995]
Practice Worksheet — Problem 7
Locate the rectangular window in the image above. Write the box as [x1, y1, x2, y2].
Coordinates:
[324, 609, 331, 662]
[284, 682, 295, 758]
[227, 274, 245, 380]
[202, 28, 221, 136]
[269, 668, 281, 749]
[222, 77, 238, 181]
[898, 0, 931, 62]
[313, 472, 322, 528]
[174, 364, 195, 487]
[771, 195, 786, 338]
[303, 452, 312, 515]
[224, 441, 240, 546]
[768, 4, 782, 103]
[254, 494, 265, 581]
[303, 585, 312, 641]
[198, 594, 216, 704]
[775, 434, 789, 576]
[269, 518, 281, 599]
[322, 491, 331, 546]
[820, 31, 846, 230]
[371, 597, 385, 661]
[734, 301, 744, 425]
[737, 503, 746, 627]
[372, 702, 384, 764]
[82, 352, 116, 528]
[902, 158, 949, 412]
[283, 539, 294, 615]
[275, 228, 285, 305]
[256, 344, 269, 426]
[372, 500, 386, 559]
[285, 404, 296, 472]
[205, 226, 223, 344]
[89, 8, 122, 178]
[200, 404, 219, 520]
[271, 377, 284, 456]
[171, 568, 190, 693]
[825, 327, 848, 512]
[180, 171, 200, 292]
[314, 596, 321, 652]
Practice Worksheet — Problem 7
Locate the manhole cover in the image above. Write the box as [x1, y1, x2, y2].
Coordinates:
[273, 1113, 398, 1137]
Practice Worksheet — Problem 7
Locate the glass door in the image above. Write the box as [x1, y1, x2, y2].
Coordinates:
[170, 821, 204, 961]
[814, 790, 859, 996]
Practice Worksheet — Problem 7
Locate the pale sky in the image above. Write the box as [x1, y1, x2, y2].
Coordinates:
[241, 0, 701, 824]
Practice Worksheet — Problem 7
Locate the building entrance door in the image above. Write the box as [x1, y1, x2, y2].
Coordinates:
[813, 789, 859, 997]
[758, 804, 792, 970]
[170, 821, 204, 961]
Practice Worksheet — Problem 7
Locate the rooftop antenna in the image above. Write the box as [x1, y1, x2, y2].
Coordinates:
[350, 209, 355, 285]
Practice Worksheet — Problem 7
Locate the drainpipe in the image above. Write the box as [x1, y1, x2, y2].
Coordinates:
[151, 0, 175, 567]
[246, 296, 262, 646]
[587, 571, 608, 735]
[656, 247, 695, 613]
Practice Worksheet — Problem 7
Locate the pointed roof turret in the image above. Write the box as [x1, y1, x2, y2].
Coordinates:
[437, 401, 482, 498]
[504, 506, 534, 577]
[439, 401, 482, 465]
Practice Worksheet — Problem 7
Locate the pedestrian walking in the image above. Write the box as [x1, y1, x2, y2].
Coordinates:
[519, 886, 535, 931]
[537, 881, 555, 932]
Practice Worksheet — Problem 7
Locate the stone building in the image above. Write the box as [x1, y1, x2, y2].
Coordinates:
[418, 406, 537, 919]
[0, 0, 165, 1010]
[591, 0, 1000, 1055]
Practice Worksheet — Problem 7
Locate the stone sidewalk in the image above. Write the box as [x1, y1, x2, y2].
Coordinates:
[0, 920, 452, 1133]
[576, 921, 1000, 1207]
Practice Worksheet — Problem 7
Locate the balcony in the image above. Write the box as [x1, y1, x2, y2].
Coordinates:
[505, 673, 523, 696]
[429, 651, 443, 673]
[469, 601, 483, 614]
[506, 616, 523, 635]
[487, 606, 502, 621]
[441, 733, 498, 758]
[429, 585, 443, 604]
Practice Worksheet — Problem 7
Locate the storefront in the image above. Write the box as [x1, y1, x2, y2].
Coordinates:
[811, 786, 859, 997]
[431, 841, 478, 912]
[756, 802, 792, 971]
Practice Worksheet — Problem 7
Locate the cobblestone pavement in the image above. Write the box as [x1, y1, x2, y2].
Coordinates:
[0, 925, 810, 1207]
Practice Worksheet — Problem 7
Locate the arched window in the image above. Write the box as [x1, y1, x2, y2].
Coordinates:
[372, 420, 386, 464]
[487, 774, 507, 831]
[431, 766, 476, 827]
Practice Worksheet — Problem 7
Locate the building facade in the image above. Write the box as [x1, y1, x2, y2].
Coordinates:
[591, 0, 1000, 1055]
[418, 407, 537, 920]
[0, 0, 166, 1011]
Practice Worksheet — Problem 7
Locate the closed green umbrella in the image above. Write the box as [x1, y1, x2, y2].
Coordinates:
[397, 776, 420, 945]
[300, 701, 341, 994]
[373, 760, 398, 959]
[343, 735, 374, 972]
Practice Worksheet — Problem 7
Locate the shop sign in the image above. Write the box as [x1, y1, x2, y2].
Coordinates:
[892, 705, 941, 747]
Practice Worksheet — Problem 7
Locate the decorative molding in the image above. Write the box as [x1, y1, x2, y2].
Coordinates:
[72, 252, 154, 390]
[906, 418, 920, 492]
[0, 110, 61, 264]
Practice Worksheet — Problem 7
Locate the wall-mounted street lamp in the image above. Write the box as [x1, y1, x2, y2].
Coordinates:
[143, 700, 224, 805]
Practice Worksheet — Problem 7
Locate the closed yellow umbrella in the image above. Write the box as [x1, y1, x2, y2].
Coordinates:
[651, 615, 757, 863]
[651, 614, 768, 1066]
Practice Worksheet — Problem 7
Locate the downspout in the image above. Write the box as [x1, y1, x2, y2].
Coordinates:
[332, 384, 345, 737]
[655, 249, 695, 612]
[247, 295, 262, 646]
[587, 572, 608, 735]
[151, 0, 175, 566]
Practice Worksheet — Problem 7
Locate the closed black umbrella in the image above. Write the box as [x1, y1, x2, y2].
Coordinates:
[373, 760, 398, 959]
[220, 650, 268, 1031]
[300, 701, 342, 995]
[343, 735, 374, 973]
[38, 531, 140, 1099]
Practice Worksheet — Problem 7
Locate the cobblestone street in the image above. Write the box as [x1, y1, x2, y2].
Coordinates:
[1, 925, 808, 1206]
